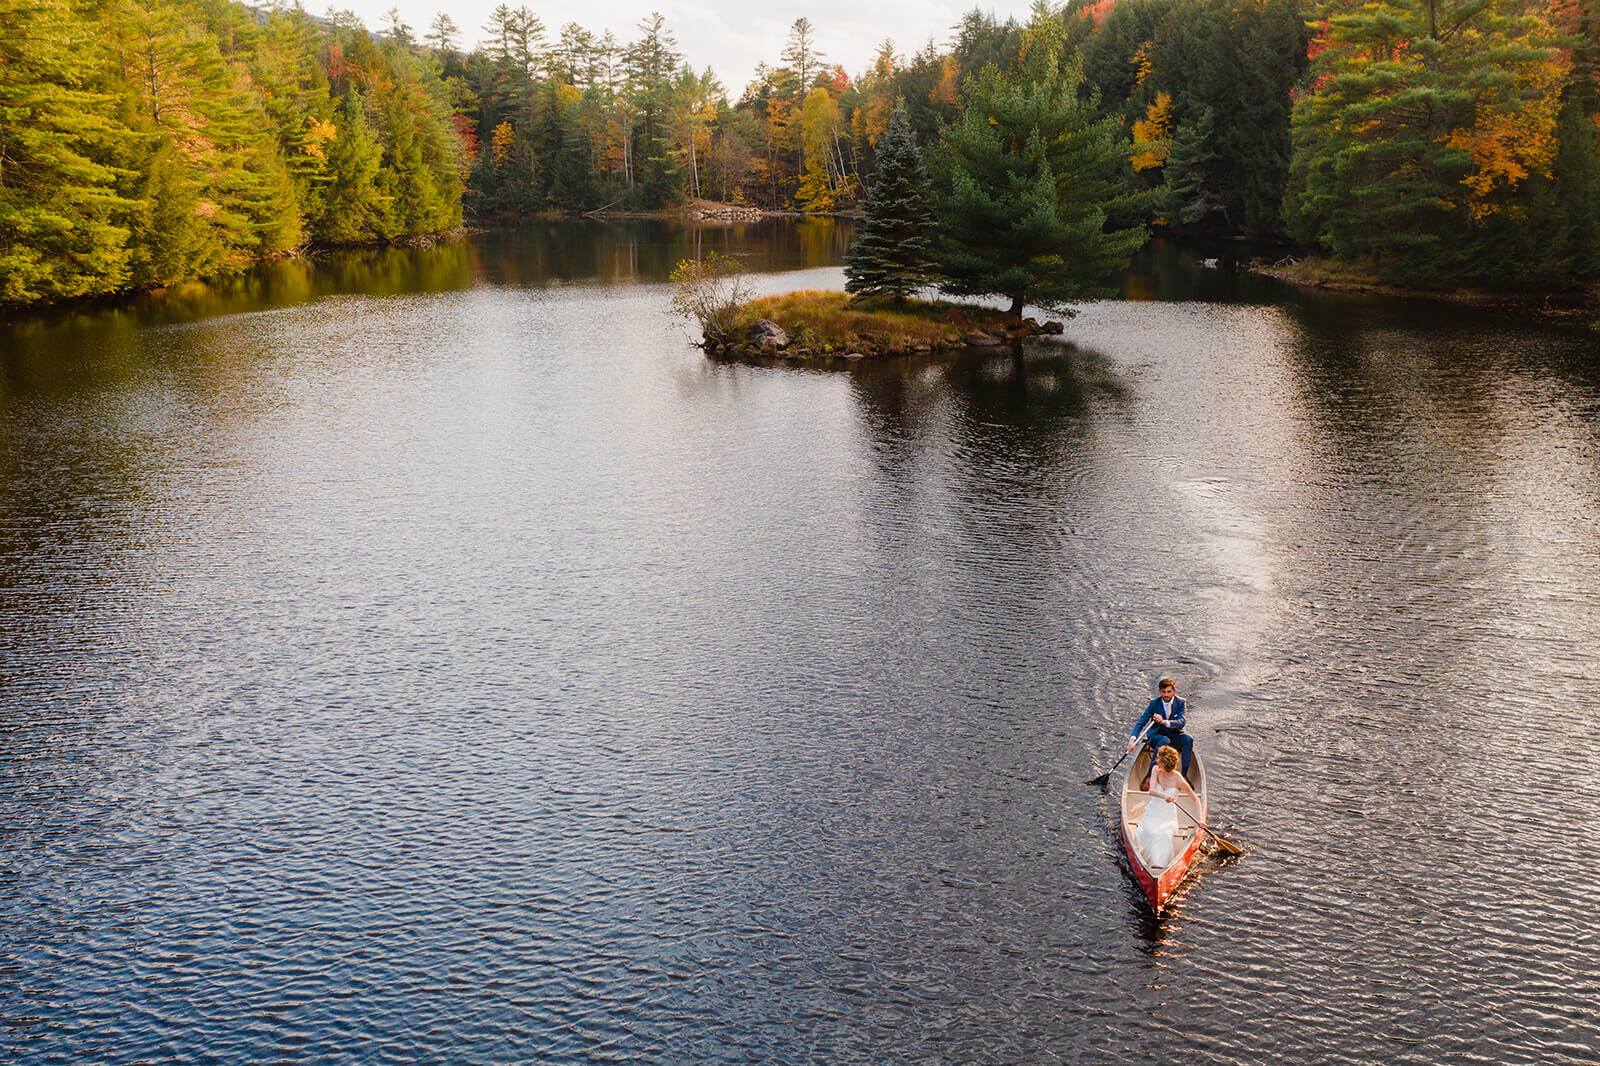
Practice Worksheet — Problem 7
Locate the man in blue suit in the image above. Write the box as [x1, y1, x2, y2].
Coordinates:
[1127, 678, 1193, 786]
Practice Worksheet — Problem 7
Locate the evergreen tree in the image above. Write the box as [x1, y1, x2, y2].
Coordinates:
[378, 86, 435, 236]
[98, 0, 298, 280]
[930, 55, 1146, 316]
[316, 88, 388, 242]
[844, 103, 936, 302]
[131, 141, 222, 284]
[253, 4, 335, 217]
[1158, 106, 1225, 228]
[627, 12, 681, 203]
[779, 18, 825, 91]
[1078, 0, 1307, 239]
[4, 0, 469, 304]
[1286, 0, 1568, 284]
[0, 0, 135, 302]
[426, 13, 460, 56]
[1154, 0, 1307, 237]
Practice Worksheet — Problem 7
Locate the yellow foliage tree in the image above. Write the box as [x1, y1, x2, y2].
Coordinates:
[795, 153, 835, 211]
[491, 120, 515, 170]
[1447, 56, 1566, 218]
[303, 117, 338, 159]
[796, 86, 846, 209]
[1131, 91, 1174, 172]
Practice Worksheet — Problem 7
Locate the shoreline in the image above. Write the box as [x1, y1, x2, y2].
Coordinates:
[1248, 258, 1598, 319]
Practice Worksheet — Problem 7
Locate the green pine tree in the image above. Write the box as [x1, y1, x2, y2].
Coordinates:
[377, 86, 434, 236]
[316, 88, 389, 243]
[1285, 0, 1566, 285]
[132, 140, 228, 284]
[844, 103, 936, 303]
[1158, 106, 1224, 229]
[930, 56, 1146, 317]
[0, 0, 136, 302]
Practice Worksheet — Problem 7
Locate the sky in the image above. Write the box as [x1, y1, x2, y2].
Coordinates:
[333, 1, 1038, 98]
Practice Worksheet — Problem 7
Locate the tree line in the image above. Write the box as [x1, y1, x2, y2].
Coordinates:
[4, 0, 1600, 306]
[1, 0, 465, 305]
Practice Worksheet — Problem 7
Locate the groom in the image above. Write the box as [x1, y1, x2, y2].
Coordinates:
[1126, 678, 1193, 786]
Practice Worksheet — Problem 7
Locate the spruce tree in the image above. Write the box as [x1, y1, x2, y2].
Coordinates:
[930, 56, 1145, 317]
[844, 103, 936, 303]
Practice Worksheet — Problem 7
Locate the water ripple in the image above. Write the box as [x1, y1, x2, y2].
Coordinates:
[3, 239, 1600, 1063]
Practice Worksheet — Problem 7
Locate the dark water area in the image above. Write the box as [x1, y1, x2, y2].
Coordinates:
[2, 221, 1598, 1064]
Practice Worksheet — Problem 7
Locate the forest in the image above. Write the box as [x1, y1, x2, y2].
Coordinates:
[3, 0, 1599, 305]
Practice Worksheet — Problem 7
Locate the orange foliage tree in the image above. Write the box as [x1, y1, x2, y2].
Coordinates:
[1287, 0, 1571, 280]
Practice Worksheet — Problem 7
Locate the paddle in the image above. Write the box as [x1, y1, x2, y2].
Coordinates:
[1171, 799, 1245, 857]
[1085, 722, 1152, 791]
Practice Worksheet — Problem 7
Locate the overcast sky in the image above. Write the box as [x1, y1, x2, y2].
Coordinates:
[333, 2, 1035, 97]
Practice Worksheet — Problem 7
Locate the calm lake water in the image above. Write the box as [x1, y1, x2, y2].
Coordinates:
[3, 220, 1598, 1064]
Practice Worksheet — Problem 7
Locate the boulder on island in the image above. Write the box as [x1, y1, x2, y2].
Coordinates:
[964, 330, 1002, 347]
[749, 318, 788, 350]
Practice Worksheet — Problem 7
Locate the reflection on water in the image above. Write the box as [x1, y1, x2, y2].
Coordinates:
[473, 218, 855, 289]
[0, 218, 854, 360]
[2, 224, 1599, 1065]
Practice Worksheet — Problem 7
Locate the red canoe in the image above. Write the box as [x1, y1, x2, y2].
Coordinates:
[1119, 747, 1209, 914]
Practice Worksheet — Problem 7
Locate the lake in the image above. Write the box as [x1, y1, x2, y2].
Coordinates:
[2, 220, 1598, 1064]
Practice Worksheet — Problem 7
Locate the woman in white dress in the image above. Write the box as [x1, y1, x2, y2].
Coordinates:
[1134, 745, 1204, 869]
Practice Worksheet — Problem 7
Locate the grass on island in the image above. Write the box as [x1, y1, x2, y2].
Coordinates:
[729, 290, 1019, 356]
[1256, 255, 1386, 290]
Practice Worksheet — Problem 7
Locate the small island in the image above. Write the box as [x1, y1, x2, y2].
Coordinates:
[701, 291, 1065, 362]
[674, 68, 1143, 363]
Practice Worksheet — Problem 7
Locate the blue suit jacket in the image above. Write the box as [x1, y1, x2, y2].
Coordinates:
[1130, 696, 1186, 741]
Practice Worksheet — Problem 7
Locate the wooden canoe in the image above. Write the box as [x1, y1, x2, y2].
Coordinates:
[1119, 747, 1208, 914]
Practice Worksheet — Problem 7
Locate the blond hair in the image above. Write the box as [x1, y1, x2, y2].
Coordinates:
[1156, 746, 1180, 772]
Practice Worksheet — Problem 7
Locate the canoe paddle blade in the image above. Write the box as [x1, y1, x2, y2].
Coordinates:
[1208, 829, 1245, 858]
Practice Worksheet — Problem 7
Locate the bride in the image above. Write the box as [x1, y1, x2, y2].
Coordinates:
[1134, 745, 1204, 869]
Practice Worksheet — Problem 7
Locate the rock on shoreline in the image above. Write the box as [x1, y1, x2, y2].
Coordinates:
[683, 198, 766, 222]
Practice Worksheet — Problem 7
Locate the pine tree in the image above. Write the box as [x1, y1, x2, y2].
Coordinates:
[1151, 0, 1307, 237]
[377, 85, 442, 235]
[1158, 106, 1225, 229]
[844, 104, 936, 303]
[930, 55, 1146, 317]
[253, 4, 334, 224]
[779, 18, 824, 92]
[97, 0, 298, 281]
[626, 12, 680, 203]
[316, 88, 388, 242]
[1286, 0, 1568, 284]
[0, 0, 135, 302]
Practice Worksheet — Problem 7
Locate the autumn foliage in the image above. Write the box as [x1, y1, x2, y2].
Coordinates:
[1287, 0, 1599, 284]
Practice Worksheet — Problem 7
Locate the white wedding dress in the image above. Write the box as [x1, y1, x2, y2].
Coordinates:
[1134, 779, 1181, 870]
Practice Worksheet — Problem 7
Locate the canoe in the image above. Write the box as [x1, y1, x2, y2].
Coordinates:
[1119, 747, 1208, 913]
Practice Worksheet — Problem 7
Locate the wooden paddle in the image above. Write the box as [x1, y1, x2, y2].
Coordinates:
[1085, 723, 1152, 791]
[1171, 799, 1245, 857]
